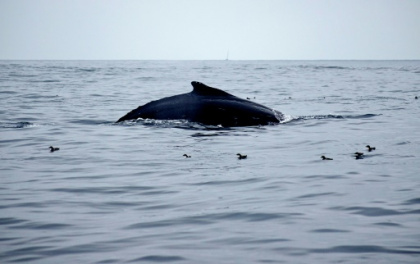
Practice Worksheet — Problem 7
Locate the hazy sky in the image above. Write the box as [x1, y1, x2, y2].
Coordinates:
[1, 0, 419, 60]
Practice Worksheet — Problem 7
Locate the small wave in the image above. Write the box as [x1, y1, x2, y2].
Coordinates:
[8, 73, 37, 78]
[279, 114, 295, 124]
[309, 245, 420, 254]
[297, 65, 353, 71]
[32, 79, 61, 83]
[50, 186, 156, 195]
[279, 113, 379, 125]
[274, 245, 420, 256]
[78, 68, 98, 72]
[310, 229, 350, 233]
[125, 211, 303, 229]
[373, 222, 402, 227]
[135, 76, 156, 81]
[191, 132, 231, 137]
[114, 113, 378, 129]
[294, 192, 340, 199]
[0, 90, 17, 94]
[317, 65, 350, 70]
[116, 118, 226, 130]
[289, 114, 378, 122]
[8, 221, 72, 230]
[118, 119, 279, 131]
[189, 177, 261, 186]
[0, 121, 33, 129]
[0, 217, 27, 225]
[128, 255, 186, 263]
[69, 119, 115, 125]
[330, 206, 420, 216]
[402, 197, 420, 205]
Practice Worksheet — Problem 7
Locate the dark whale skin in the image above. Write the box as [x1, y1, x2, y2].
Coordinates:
[117, 81, 283, 127]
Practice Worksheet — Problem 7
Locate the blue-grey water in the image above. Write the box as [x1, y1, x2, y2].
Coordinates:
[1, 60, 419, 264]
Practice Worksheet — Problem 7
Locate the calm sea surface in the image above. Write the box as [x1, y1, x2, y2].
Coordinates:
[0, 60, 419, 263]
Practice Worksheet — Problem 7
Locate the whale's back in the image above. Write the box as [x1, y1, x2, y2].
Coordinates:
[117, 81, 283, 126]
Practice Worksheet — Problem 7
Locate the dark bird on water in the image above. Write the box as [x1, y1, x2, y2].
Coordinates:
[49, 146, 60, 152]
[321, 155, 333, 160]
[237, 153, 247, 160]
[354, 152, 364, 159]
[183, 154, 191, 158]
[366, 145, 376, 152]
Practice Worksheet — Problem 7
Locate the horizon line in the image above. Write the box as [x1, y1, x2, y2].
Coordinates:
[1, 59, 420, 61]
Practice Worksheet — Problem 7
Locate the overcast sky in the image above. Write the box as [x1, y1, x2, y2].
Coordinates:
[1, 0, 419, 60]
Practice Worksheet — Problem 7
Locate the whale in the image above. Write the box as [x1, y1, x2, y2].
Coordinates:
[116, 81, 283, 127]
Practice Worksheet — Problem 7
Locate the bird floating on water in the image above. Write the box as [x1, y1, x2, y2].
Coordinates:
[49, 146, 60, 152]
[366, 145, 376, 152]
[354, 152, 364, 159]
[183, 154, 191, 158]
[321, 155, 333, 160]
[237, 153, 247, 160]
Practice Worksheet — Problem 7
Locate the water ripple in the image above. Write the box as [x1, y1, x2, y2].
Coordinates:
[274, 245, 420, 255]
[330, 206, 420, 216]
[401, 197, 420, 205]
[309, 245, 420, 254]
[1, 60, 419, 264]
[0, 122, 33, 129]
[126, 212, 303, 229]
[127, 255, 186, 262]
[49, 186, 156, 195]
[310, 229, 350, 233]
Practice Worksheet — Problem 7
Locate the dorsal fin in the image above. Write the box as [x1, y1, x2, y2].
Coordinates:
[191, 81, 233, 97]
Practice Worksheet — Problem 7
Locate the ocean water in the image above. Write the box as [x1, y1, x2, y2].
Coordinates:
[0, 60, 419, 264]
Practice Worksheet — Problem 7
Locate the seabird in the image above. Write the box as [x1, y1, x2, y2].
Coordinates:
[366, 145, 376, 152]
[49, 146, 60, 152]
[237, 153, 247, 160]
